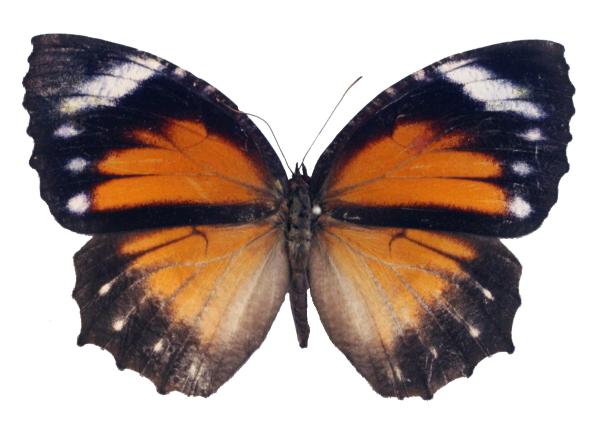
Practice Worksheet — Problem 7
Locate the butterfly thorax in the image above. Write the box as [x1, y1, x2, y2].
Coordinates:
[285, 165, 312, 348]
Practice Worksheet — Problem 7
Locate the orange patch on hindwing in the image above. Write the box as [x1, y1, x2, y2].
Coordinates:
[118, 223, 277, 329]
[322, 221, 478, 334]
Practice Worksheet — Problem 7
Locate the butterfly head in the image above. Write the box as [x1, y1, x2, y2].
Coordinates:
[293, 162, 309, 179]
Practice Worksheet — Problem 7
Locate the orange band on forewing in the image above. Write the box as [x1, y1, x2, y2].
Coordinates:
[98, 148, 201, 175]
[329, 122, 467, 192]
[92, 176, 259, 210]
[335, 178, 506, 214]
[93, 119, 270, 211]
[325, 120, 508, 215]
[388, 152, 501, 179]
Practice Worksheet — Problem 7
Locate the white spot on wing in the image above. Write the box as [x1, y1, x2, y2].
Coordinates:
[519, 128, 545, 141]
[385, 86, 398, 95]
[202, 85, 217, 95]
[444, 65, 493, 84]
[438, 61, 544, 119]
[481, 287, 494, 300]
[153, 339, 164, 353]
[66, 157, 89, 173]
[67, 193, 90, 214]
[312, 205, 322, 215]
[54, 124, 82, 138]
[393, 366, 403, 381]
[98, 279, 116, 296]
[463, 79, 528, 101]
[173, 67, 186, 78]
[412, 69, 427, 81]
[112, 318, 126, 331]
[511, 161, 532, 176]
[59, 55, 165, 114]
[509, 197, 532, 218]
[131, 55, 165, 72]
[436, 58, 476, 74]
[485, 100, 545, 119]
[469, 326, 481, 338]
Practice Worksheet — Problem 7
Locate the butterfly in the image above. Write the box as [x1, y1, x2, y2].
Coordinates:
[23, 34, 574, 399]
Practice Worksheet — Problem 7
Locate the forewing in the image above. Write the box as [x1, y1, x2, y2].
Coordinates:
[309, 219, 521, 399]
[24, 34, 287, 233]
[311, 40, 574, 237]
[73, 218, 288, 396]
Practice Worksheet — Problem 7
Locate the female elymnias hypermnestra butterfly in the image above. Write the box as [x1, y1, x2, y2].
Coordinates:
[24, 35, 574, 399]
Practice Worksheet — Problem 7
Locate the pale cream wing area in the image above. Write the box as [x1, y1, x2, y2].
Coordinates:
[309, 219, 521, 399]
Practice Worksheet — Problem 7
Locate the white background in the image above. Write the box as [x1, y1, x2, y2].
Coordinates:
[2, 1, 598, 425]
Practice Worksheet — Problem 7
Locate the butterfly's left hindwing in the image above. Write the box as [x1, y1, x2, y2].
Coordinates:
[74, 220, 289, 396]
[24, 34, 287, 234]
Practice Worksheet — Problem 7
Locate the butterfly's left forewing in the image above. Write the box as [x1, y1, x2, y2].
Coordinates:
[24, 34, 289, 396]
[24, 34, 287, 234]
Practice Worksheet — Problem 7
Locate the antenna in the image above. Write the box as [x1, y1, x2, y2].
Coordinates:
[300, 76, 363, 166]
[224, 104, 293, 174]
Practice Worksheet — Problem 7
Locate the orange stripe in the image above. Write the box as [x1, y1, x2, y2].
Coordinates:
[98, 148, 201, 175]
[389, 152, 501, 179]
[405, 230, 476, 260]
[118, 222, 278, 326]
[121, 227, 193, 255]
[329, 122, 467, 192]
[321, 222, 479, 329]
[92, 175, 262, 210]
[93, 119, 271, 212]
[334, 178, 506, 214]
[123, 223, 273, 270]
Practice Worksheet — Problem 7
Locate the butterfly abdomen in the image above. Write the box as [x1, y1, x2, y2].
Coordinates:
[286, 169, 312, 348]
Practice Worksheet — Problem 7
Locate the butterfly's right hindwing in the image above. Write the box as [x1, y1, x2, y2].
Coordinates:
[309, 219, 521, 399]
